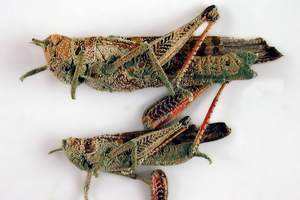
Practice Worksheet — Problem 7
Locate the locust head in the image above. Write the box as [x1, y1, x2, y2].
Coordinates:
[31, 34, 70, 63]
[21, 34, 74, 85]
[49, 137, 96, 172]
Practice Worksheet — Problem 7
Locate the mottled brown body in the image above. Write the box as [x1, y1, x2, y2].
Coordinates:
[24, 35, 280, 93]
[49, 117, 230, 200]
[20, 4, 281, 99]
[21, 5, 223, 99]
[62, 120, 230, 170]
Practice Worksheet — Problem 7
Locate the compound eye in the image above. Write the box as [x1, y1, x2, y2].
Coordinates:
[50, 34, 62, 46]
[67, 137, 75, 145]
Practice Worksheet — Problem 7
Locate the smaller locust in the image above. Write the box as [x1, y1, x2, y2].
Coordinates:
[49, 119, 230, 200]
[49, 83, 229, 200]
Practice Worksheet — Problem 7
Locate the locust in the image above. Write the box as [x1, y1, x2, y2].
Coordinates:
[49, 82, 230, 200]
[49, 82, 231, 200]
[20, 5, 282, 130]
[50, 119, 231, 200]
[47, 84, 230, 200]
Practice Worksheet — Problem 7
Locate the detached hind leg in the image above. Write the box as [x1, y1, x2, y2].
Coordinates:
[150, 169, 168, 200]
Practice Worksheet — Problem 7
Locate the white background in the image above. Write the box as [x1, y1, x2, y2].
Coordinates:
[0, 0, 298, 199]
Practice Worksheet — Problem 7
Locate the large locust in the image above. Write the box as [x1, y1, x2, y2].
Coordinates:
[20, 5, 282, 129]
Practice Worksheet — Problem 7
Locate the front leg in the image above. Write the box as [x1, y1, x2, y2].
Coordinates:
[71, 51, 86, 99]
[84, 171, 92, 200]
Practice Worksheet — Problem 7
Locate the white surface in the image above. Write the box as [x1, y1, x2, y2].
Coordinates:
[0, 0, 298, 200]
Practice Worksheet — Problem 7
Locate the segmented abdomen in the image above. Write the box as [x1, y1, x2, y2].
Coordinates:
[176, 52, 257, 86]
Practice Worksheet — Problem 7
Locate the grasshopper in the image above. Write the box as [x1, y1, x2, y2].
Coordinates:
[49, 120, 231, 200]
[20, 5, 221, 100]
[49, 82, 229, 200]
[49, 119, 230, 200]
[20, 5, 282, 130]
